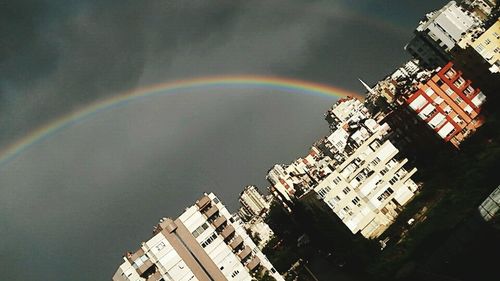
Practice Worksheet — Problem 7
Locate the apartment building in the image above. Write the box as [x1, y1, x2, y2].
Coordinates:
[406, 1, 481, 68]
[314, 125, 418, 238]
[238, 186, 270, 219]
[405, 62, 486, 147]
[113, 193, 283, 281]
[267, 98, 419, 238]
[471, 19, 500, 73]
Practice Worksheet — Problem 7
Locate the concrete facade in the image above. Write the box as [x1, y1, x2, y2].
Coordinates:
[112, 193, 283, 281]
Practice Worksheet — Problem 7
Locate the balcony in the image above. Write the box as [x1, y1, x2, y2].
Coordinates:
[220, 225, 235, 240]
[203, 205, 219, 220]
[196, 195, 211, 211]
[212, 216, 227, 230]
[246, 256, 261, 271]
[229, 235, 244, 250]
[238, 245, 252, 260]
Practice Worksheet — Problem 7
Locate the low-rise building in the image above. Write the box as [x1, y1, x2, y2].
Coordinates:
[113, 193, 283, 281]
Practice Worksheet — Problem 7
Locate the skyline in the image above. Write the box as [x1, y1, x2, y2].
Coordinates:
[0, 1, 451, 280]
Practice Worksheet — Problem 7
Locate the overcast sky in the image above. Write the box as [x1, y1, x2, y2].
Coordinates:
[0, 0, 448, 280]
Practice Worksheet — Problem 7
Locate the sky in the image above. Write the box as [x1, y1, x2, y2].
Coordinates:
[0, 0, 449, 280]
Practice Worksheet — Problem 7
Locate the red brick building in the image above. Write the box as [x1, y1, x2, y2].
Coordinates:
[405, 62, 486, 148]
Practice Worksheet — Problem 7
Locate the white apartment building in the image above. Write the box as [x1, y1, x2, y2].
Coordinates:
[113, 193, 283, 281]
[268, 98, 420, 239]
[314, 125, 418, 239]
[406, 1, 481, 68]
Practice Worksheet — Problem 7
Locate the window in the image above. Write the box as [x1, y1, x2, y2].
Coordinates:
[380, 166, 390, 176]
[453, 77, 465, 88]
[436, 79, 444, 86]
[443, 105, 452, 114]
[485, 38, 491, 45]
[377, 187, 394, 201]
[371, 157, 381, 166]
[342, 206, 354, 216]
[317, 186, 331, 198]
[333, 176, 342, 185]
[231, 270, 240, 278]
[445, 69, 456, 79]
[445, 87, 455, 96]
[342, 187, 351, 195]
[201, 232, 217, 248]
[494, 47, 500, 53]
[464, 86, 474, 96]
[389, 176, 399, 185]
[192, 222, 209, 238]
[476, 43, 485, 53]
[352, 196, 362, 207]
[213, 197, 220, 204]
[455, 96, 463, 104]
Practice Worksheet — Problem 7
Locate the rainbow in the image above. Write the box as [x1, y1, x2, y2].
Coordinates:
[0, 75, 362, 167]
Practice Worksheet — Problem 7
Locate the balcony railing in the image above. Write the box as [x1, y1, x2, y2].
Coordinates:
[229, 235, 244, 250]
[238, 245, 252, 260]
[196, 195, 211, 211]
[220, 224, 235, 240]
[203, 205, 219, 220]
[212, 216, 227, 230]
[246, 256, 261, 271]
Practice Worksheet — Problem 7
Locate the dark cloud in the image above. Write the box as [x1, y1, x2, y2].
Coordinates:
[0, 1, 449, 280]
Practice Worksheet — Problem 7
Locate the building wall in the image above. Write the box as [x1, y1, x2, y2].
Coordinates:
[239, 186, 270, 219]
[471, 19, 500, 73]
[113, 193, 284, 281]
[314, 131, 418, 239]
[406, 1, 480, 68]
[405, 62, 485, 147]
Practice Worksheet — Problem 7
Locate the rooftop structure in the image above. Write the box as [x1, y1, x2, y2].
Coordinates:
[113, 193, 283, 281]
[405, 62, 486, 147]
[406, 1, 481, 68]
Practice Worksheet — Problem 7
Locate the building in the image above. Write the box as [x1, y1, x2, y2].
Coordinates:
[268, 98, 419, 239]
[314, 106, 419, 238]
[461, 0, 497, 20]
[405, 62, 486, 148]
[113, 193, 284, 281]
[478, 185, 500, 222]
[238, 186, 270, 220]
[266, 145, 333, 205]
[406, 1, 481, 68]
[470, 19, 500, 73]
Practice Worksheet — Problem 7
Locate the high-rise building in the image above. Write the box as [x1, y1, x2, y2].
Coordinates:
[238, 186, 270, 219]
[405, 1, 481, 68]
[314, 100, 419, 238]
[405, 62, 486, 147]
[113, 193, 284, 281]
[267, 98, 419, 238]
